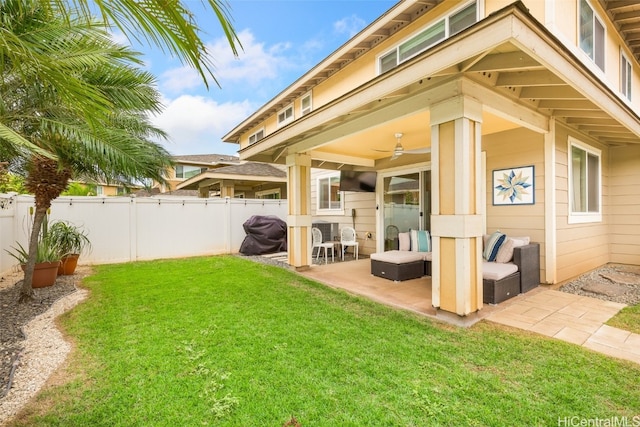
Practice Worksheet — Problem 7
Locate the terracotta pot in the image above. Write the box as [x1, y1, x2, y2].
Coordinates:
[58, 254, 80, 275]
[21, 261, 60, 288]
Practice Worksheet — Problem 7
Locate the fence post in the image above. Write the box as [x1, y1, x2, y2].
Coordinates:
[130, 196, 137, 262]
[225, 197, 232, 253]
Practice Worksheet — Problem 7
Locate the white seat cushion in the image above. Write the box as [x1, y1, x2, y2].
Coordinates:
[371, 250, 426, 264]
[482, 261, 518, 281]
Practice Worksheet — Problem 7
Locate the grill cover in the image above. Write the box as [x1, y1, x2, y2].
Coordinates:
[239, 215, 287, 255]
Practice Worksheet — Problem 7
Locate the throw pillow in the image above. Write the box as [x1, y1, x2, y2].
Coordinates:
[410, 229, 431, 252]
[495, 238, 515, 263]
[417, 230, 431, 252]
[398, 232, 411, 251]
[483, 231, 506, 262]
[410, 229, 418, 252]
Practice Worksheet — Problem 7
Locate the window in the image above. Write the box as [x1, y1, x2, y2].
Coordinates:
[378, 1, 477, 74]
[175, 165, 207, 179]
[579, 0, 605, 71]
[301, 92, 312, 116]
[317, 173, 342, 211]
[568, 138, 601, 223]
[621, 52, 632, 101]
[256, 188, 281, 199]
[277, 104, 294, 126]
[249, 128, 265, 145]
[96, 185, 104, 196]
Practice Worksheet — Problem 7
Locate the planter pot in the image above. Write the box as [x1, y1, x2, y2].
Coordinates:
[21, 261, 60, 288]
[58, 254, 80, 275]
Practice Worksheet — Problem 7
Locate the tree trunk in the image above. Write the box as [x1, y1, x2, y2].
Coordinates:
[21, 156, 72, 300]
[20, 206, 48, 299]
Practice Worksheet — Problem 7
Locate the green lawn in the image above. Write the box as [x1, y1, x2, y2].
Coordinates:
[11, 256, 640, 426]
[608, 303, 640, 335]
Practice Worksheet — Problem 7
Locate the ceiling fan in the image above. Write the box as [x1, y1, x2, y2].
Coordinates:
[373, 132, 431, 160]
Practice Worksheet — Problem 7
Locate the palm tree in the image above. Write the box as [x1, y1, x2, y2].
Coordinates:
[0, 0, 241, 152]
[0, 1, 174, 297]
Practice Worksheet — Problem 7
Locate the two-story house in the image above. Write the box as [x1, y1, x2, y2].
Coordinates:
[223, 0, 640, 317]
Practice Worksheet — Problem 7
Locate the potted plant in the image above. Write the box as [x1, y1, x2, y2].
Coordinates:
[48, 220, 91, 275]
[6, 238, 61, 288]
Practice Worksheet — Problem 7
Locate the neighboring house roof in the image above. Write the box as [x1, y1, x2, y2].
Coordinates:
[176, 161, 287, 191]
[172, 154, 240, 166]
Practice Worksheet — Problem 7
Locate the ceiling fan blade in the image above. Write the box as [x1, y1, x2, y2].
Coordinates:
[371, 148, 392, 153]
[403, 147, 432, 154]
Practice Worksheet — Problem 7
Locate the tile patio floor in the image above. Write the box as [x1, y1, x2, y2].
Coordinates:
[297, 258, 640, 365]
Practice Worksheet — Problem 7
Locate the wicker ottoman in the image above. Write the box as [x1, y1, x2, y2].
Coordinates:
[483, 272, 521, 304]
[370, 250, 428, 282]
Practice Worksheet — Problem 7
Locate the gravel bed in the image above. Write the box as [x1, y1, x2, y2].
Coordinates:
[0, 266, 89, 425]
[558, 264, 640, 305]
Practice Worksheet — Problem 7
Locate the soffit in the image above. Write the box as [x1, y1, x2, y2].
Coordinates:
[599, 0, 640, 64]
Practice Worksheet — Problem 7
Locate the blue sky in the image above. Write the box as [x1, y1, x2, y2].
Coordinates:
[131, 1, 397, 157]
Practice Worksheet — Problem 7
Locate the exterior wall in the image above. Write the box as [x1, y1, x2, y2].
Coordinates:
[310, 168, 377, 255]
[554, 122, 610, 282]
[609, 144, 640, 265]
[483, 127, 546, 282]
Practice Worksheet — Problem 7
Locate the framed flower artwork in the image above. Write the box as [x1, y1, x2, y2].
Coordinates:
[492, 165, 535, 205]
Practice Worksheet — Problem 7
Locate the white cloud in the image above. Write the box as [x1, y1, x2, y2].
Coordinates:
[158, 29, 294, 94]
[334, 15, 367, 38]
[159, 67, 202, 93]
[207, 29, 293, 85]
[151, 95, 255, 155]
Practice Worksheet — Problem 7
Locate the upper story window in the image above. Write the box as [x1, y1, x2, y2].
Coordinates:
[301, 92, 312, 116]
[620, 51, 632, 101]
[568, 137, 601, 224]
[579, 0, 605, 71]
[175, 165, 207, 179]
[249, 128, 265, 145]
[379, 1, 477, 74]
[317, 172, 342, 211]
[277, 104, 294, 126]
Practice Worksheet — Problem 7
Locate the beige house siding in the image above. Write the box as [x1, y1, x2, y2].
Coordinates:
[554, 123, 610, 282]
[310, 168, 376, 255]
[609, 144, 640, 265]
[483, 127, 546, 282]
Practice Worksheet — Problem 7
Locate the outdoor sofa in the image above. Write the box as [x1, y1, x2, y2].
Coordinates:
[370, 230, 541, 305]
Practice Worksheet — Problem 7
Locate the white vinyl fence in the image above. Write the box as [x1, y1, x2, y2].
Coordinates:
[0, 194, 287, 275]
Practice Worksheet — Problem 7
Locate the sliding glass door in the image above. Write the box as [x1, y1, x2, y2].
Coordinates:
[381, 169, 430, 251]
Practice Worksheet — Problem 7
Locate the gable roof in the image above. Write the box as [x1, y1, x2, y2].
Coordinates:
[210, 162, 286, 178]
[172, 154, 239, 165]
[176, 161, 287, 191]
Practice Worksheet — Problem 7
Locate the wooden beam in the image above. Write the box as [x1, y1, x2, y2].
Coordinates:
[519, 86, 584, 99]
[553, 110, 610, 118]
[496, 70, 565, 87]
[538, 100, 599, 109]
[307, 150, 375, 167]
[467, 51, 542, 72]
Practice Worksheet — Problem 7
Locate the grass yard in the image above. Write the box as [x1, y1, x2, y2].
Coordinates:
[608, 304, 640, 335]
[10, 256, 640, 426]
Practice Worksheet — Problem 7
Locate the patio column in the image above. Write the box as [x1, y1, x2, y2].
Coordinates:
[220, 180, 234, 198]
[286, 153, 312, 270]
[430, 96, 484, 316]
